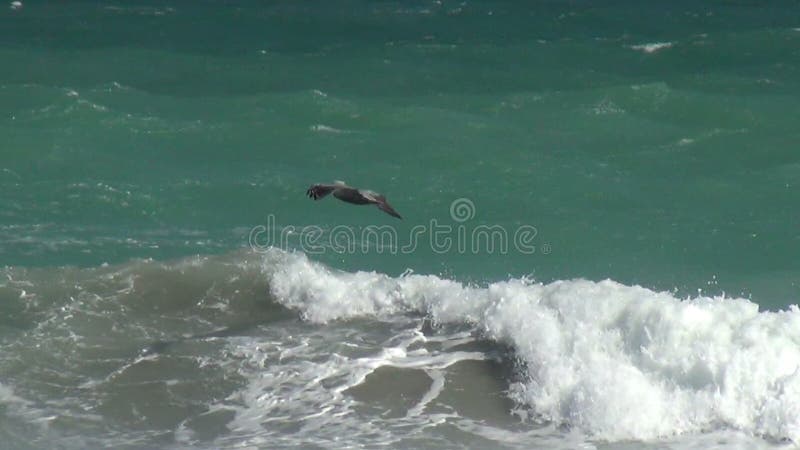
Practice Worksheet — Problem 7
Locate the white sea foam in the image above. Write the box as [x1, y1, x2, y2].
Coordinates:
[309, 124, 349, 134]
[263, 249, 800, 442]
[218, 324, 485, 448]
[0, 381, 53, 429]
[630, 42, 674, 54]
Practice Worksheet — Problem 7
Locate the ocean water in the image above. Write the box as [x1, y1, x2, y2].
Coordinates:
[2, 1, 800, 449]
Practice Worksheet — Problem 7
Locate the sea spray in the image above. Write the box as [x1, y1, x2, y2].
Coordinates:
[264, 248, 800, 442]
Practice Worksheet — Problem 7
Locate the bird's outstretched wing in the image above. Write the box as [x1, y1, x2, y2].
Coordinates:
[306, 184, 337, 200]
[375, 196, 402, 219]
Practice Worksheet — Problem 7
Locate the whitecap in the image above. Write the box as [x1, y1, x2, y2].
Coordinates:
[309, 124, 349, 134]
[263, 248, 800, 442]
[629, 42, 674, 54]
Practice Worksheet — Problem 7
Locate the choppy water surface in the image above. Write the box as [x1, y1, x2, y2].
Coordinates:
[2, 1, 800, 448]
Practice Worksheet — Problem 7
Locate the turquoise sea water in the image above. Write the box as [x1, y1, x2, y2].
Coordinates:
[2, 2, 800, 449]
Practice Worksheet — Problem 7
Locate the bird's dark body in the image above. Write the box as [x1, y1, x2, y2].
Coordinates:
[333, 189, 371, 205]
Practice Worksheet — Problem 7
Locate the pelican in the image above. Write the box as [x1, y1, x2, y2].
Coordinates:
[306, 181, 402, 219]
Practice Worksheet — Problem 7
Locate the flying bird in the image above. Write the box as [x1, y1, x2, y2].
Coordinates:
[306, 181, 402, 219]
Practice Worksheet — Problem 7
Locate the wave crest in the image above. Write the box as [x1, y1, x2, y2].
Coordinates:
[264, 248, 800, 442]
